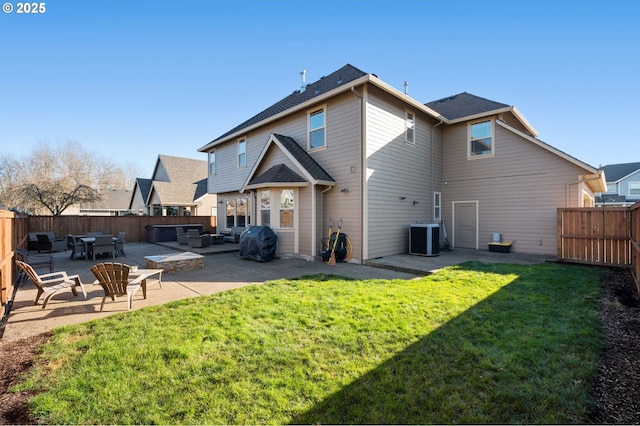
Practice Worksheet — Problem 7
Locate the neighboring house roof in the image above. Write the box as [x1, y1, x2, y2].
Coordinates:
[133, 155, 212, 208]
[151, 182, 201, 205]
[600, 162, 640, 182]
[135, 178, 153, 200]
[153, 155, 208, 184]
[80, 189, 132, 211]
[129, 177, 153, 209]
[242, 134, 335, 191]
[194, 179, 208, 200]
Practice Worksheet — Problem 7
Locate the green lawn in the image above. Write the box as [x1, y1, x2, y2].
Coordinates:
[17, 261, 604, 424]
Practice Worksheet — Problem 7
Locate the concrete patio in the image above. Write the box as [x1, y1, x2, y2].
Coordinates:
[0, 242, 553, 344]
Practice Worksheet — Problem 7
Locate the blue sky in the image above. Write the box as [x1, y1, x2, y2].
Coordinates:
[1, 0, 638, 177]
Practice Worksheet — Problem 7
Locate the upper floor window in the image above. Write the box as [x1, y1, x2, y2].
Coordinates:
[308, 107, 326, 150]
[468, 120, 494, 158]
[238, 138, 246, 168]
[630, 182, 640, 196]
[208, 151, 215, 175]
[405, 111, 415, 144]
[606, 183, 617, 193]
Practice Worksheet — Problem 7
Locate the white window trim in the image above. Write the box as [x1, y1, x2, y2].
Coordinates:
[433, 191, 442, 221]
[279, 188, 295, 229]
[405, 110, 415, 145]
[467, 118, 495, 159]
[629, 181, 640, 196]
[237, 137, 247, 168]
[208, 150, 216, 176]
[307, 104, 327, 151]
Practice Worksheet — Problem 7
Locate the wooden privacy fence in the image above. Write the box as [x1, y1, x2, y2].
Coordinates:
[1, 214, 217, 304]
[632, 202, 640, 289]
[0, 210, 14, 306]
[21, 215, 217, 244]
[558, 202, 640, 290]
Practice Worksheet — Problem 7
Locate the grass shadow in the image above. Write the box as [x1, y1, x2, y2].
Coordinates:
[291, 261, 603, 424]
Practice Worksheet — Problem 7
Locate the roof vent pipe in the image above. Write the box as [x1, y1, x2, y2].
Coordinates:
[404, 81, 409, 95]
[300, 69, 307, 92]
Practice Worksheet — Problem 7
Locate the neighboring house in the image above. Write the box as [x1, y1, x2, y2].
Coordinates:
[129, 178, 153, 215]
[595, 162, 640, 206]
[197, 64, 605, 262]
[128, 155, 217, 216]
[62, 189, 134, 216]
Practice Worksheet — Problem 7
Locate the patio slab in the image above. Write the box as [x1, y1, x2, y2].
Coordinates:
[0, 242, 551, 344]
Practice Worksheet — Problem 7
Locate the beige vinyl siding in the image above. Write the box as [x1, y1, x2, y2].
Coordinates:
[308, 92, 363, 262]
[207, 115, 301, 194]
[209, 91, 363, 261]
[365, 86, 443, 259]
[442, 119, 590, 255]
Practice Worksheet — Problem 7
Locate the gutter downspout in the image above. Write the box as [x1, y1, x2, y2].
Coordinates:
[351, 85, 365, 263]
[318, 185, 333, 258]
[430, 119, 444, 215]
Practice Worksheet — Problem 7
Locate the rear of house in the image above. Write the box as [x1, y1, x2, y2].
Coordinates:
[199, 64, 604, 262]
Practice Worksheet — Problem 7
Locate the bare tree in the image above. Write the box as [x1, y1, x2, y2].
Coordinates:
[0, 140, 136, 215]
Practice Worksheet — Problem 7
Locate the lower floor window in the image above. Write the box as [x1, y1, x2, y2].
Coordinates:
[280, 189, 294, 228]
[225, 198, 251, 228]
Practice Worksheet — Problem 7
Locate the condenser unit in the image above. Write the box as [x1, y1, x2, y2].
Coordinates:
[409, 223, 440, 256]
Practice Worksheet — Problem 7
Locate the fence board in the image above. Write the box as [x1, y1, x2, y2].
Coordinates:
[632, 202, 640, 291]
[0, 210, 15, 305]
[558, 207, 631, 267]
[22, 215, 217, 246]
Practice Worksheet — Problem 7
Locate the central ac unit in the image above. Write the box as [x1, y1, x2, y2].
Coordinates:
[409, 223, 440, 256]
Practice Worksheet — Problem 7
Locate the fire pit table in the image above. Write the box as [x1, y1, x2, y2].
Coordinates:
[144, 252, 204, 272]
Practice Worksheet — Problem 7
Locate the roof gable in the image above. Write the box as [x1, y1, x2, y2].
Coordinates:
[242, 134, 335, 191]
[248, 164, 306, 186]
[425, 92, 509, 121]
[133, 177, 153, 206]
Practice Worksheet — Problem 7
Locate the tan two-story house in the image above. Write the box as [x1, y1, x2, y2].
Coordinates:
[198, 64, 604, 263]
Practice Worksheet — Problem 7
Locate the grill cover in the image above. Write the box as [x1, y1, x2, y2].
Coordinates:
[238, 226, 277, 262]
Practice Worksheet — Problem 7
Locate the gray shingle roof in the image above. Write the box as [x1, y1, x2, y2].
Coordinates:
[80, 189, 132, 210]
[135, 178, 153, 201]
[210, 64, 368, 144]
[600, 162, 640, 182]
[248, 164, 306, 186]
[156, 155, 207, 184]
[425, 92, 510, 121]
[272, 134, 334, 183]
[152, 182, 200, 204]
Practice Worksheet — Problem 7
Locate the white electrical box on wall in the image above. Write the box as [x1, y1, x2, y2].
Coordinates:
[409, 224, 440, 256]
